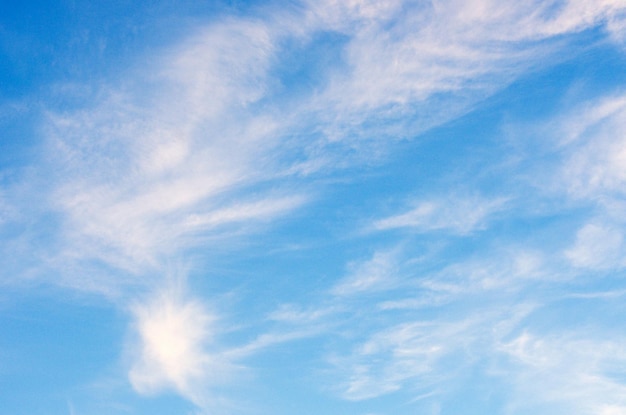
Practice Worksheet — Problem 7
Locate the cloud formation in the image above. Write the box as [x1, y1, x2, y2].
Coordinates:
[4, 1, 626, 414]
[373, 195, 506, 234]
[32, 1, 626, 287]
[127, 277, 238, 410]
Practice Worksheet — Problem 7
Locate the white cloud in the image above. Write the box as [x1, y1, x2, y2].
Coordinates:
[331, 320, 453, 401]
[301, 0, 626, 142]
[505, 91, 626, 272]
[327, 307, 530, 402]
[331, 250, 400, 296]
[418, 250, 547, 299]
[226, 329, 320, 361]
[35, 1, 626, 285]
[0, 190, 10, 227]
[500, 331, 626, 414]
[601, 405, 626, 415]
[537, 93, 626, 201]
[557, 95, 626, 145]
[565, 223, 625, 269]
[373, 195, 507, 234]
[183, 195, 306, 230]
[322, 247, 545, 402]
[14, 0, 626, 411]
[128, 283, 234, 408]
[565, 127, 626, 199]
[328, 287, 626, 413]
[268, 303, 338, 324]
[41, 17, 306, 282]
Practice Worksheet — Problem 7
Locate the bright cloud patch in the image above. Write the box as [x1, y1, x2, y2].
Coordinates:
[128, 286, 228, 407]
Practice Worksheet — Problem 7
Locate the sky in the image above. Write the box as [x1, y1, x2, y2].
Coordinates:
[2, 0, 626, 414]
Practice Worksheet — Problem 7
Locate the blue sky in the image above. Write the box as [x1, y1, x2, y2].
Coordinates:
[2, 1, 626, 414]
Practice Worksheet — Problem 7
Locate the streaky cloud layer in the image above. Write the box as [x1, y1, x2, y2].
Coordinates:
[2, 1, 626, 414]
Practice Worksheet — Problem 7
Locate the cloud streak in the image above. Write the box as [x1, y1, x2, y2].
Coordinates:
[373, 195, 507, 235]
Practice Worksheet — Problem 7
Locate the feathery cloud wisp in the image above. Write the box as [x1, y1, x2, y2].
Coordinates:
[4, 0, 626, 413]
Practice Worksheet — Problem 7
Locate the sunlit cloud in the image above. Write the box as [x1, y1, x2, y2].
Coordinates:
[128, 280, 235, 409]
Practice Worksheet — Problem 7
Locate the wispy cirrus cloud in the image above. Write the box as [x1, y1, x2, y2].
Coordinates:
[4, 1, 626, 413]
[562, 108, 626, 200]
[38, 18, 307, 290]
[331, 250, 401, 296]
[500, 330, 626, 414]
[31, 15, 309, 412]
[373, 195, 507, 235]
[300, 0, 626, 143]
[514, 92, 626, 273]
[330, 318, 474, 401]
[0, 189, 11, 227]
[323, 248, 626, 412]
[565, 222, 625, 269]
[23, 1, 626, 289]
[507, 91, 626, 207]
[264, 82, 626, 410]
